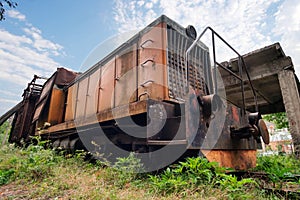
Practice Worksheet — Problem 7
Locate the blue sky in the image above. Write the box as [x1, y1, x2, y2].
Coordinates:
[0, 0, 299, 115]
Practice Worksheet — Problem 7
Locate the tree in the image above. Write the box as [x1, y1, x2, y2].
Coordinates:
[0, 0, 17, 21]
[263, 112, 289, 129]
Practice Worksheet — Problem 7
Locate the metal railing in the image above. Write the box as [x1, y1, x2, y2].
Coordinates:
[185, 26, 258, 112]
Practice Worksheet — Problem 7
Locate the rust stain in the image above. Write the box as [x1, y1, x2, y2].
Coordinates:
[201, 150, 256, 170]
[231, 106, 240, 124]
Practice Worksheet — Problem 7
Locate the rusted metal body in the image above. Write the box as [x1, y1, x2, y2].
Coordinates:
[33, 68, 77, 129]
[3, 15, 277, 170]
[8, 76, 43, 143]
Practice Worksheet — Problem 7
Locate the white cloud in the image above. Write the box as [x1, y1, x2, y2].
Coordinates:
[113, 0, 299, 76]
[23, 26, 64, 56]
[0, 13, 65, 86]
[0, 11, 64, 114]
[137, 0, 145, 7]
[6, 10, 26, 21]
[0, 29, 32, 46]
[273, 0, 300, 76]
[0, 33, 61, 82]
[113, 0, 158, 33]
[145, 2, 153, 9]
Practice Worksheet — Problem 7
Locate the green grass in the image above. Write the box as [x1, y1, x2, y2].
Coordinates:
[255, 154, 300, 178]
[0, 143, 298, 199]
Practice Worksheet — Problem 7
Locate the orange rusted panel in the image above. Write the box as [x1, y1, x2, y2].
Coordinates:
[65, 84, 77, 121]
[115, 45, 138, 107]
[75, 78, 89, 119]
[201, 150, 257, 170]
[86, 68, 101, 118]
[138, 22, 168, 101]
[48, 87, 65, 125]
[98, 59, 115, 112]
[47, 100, 148, 134]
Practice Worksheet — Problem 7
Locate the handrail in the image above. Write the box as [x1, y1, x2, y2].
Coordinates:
[185, 26, 258, 112]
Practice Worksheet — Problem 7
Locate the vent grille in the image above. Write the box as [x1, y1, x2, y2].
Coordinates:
[167, 27, 211, 100]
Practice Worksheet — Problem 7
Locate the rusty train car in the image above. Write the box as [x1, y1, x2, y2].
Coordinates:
[1, 15, 270, 170]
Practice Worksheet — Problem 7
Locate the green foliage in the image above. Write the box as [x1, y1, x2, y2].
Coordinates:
[0, 140, 64, 185]
[0, 168, 14, 185]
[216, 174, 258, 199]
[255, 154, 300, 183]
[263, 112, 289, 129]
[174, 157, 223, 183]
[113, 152, 144, 175]
[148, 157, 258, 199]
[0, 141, 299, 199]
[0, 121, 11, 144]
[0, 121, 10, 134]
[148, 167, 188, 195]
[106, 152, 145, 188]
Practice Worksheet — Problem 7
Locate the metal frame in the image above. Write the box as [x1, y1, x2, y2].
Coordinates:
[185, 27, 258, 112]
